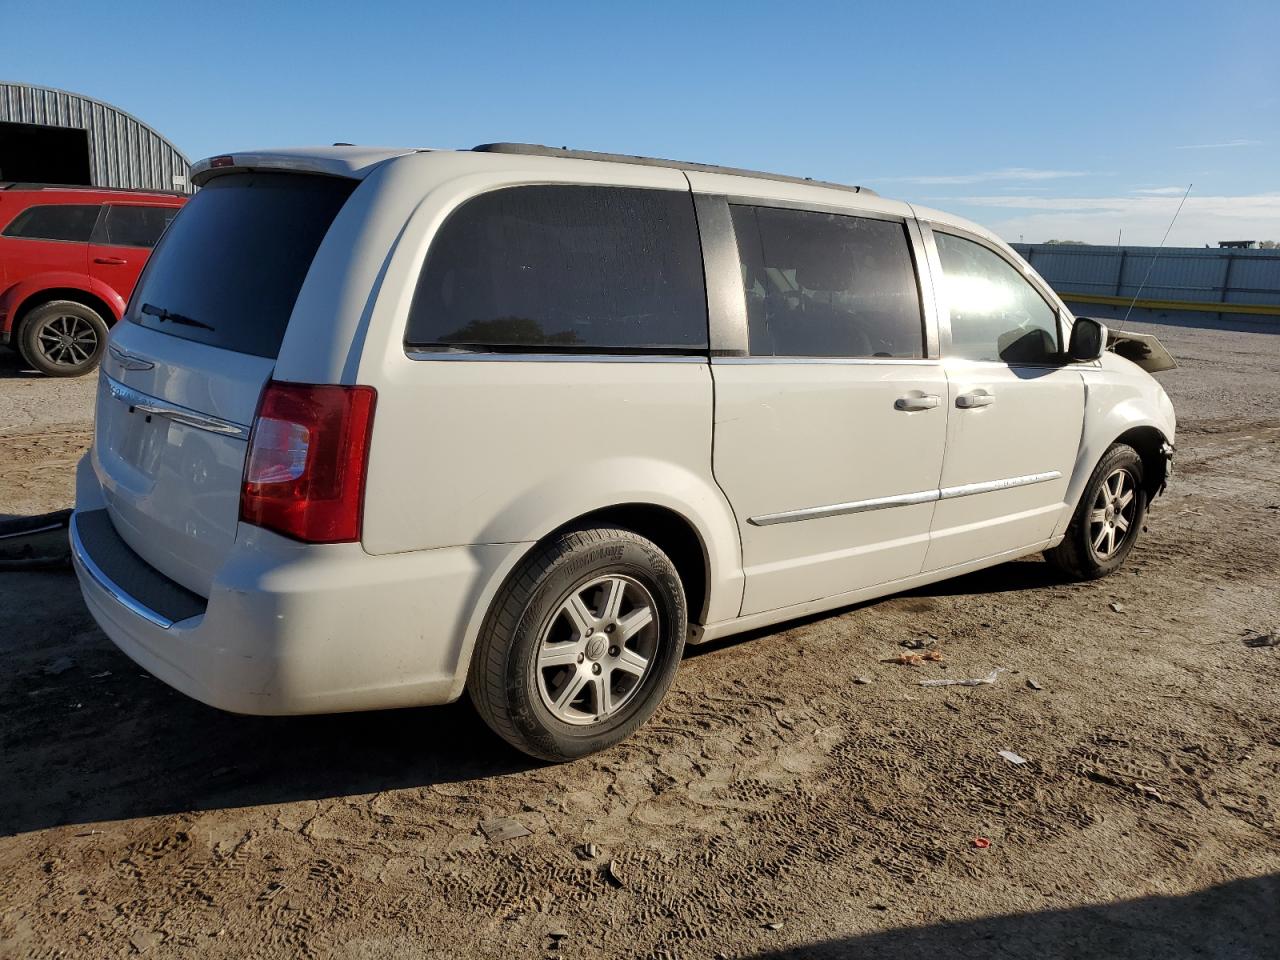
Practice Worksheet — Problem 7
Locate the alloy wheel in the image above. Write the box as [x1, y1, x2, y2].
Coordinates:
[1089, 468, 1138, 559]
[35, 314, 99, 368]
[535, 574, 660, 725]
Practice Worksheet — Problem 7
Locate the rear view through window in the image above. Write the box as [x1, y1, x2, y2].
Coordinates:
[731, 205, 924, 358]
[406, 185, 708, 352]
[128, 173, 355, 358]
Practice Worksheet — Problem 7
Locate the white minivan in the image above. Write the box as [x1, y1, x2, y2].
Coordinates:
[71, 143, 1176, 760]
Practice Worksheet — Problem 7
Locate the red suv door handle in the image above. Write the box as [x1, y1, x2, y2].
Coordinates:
[94, 256, 128, 265]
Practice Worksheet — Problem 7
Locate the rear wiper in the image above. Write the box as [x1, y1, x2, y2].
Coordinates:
[140, 302, 215, 332]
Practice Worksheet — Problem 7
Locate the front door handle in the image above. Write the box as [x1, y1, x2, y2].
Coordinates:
[895, 394, 941, 411]
[956, 391, 995, 408]
[94, 256, 128, 265]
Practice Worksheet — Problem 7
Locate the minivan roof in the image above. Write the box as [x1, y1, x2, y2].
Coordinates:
[190, 143, 876, 196]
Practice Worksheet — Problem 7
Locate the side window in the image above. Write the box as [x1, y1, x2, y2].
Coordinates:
[405, 185, 708, 352]
[934, 232, 1061, 364]
[729, 204, 923, 358]
[1, 204, 101, 242]
[95, 205, 178, 248]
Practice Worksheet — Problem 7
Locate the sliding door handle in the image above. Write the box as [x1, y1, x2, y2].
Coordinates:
[895, 394, 941, 411]
[956, 391, 995, 408]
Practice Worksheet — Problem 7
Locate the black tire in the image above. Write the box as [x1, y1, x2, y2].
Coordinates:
[18, 300, 109, 377]
[1046, 443, 1147, 580]
[468, 526, 687, 761]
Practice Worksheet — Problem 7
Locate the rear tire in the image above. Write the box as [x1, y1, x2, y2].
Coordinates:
[18, 300, 109, 377]
[1045, 443, 1147, 580]
[468, 526, 687, 762]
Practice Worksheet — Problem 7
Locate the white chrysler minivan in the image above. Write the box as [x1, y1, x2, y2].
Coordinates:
[71, 143, 1176, 760]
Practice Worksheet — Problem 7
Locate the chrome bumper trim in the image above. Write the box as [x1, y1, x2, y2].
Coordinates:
[69, 512, 174, 629]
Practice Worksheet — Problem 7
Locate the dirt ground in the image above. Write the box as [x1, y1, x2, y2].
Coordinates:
[1, 319, 1277, 959]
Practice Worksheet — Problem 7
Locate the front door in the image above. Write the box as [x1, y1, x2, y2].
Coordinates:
[922, 228, 1085, 571]
[709, 201, 948, 616]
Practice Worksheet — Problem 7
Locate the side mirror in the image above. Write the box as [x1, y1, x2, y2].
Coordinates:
[1068, 316, 1108, 362]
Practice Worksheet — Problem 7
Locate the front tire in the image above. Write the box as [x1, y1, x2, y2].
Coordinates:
[1046, 443, 1147, 580]
[18, 300, 109, 377]
[468, 526, 687, 761]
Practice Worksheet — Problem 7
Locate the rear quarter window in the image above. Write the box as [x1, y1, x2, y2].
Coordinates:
[127, 173, 356, 358]
[405, 185, 708, 353]
[2, 203, 101, 242]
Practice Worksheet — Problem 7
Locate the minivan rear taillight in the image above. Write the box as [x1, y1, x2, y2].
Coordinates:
[240, 382, 377, 543]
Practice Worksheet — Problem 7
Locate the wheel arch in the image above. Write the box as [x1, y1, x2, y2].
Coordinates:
[443, 496, 740, 704]
[1112, 424, 1172, 498]
[13, 285, 120, 335]
[542, 502, 712, 627]
[1057, 380, 1175, 541]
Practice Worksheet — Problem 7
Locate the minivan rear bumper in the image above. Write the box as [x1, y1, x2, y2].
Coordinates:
[72, 458, 524, 715]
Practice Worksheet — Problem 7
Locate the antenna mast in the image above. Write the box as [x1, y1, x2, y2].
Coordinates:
[1120, 184, 1193, 328]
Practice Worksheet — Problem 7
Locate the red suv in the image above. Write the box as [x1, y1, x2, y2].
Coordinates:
[0, 184, 186, 376]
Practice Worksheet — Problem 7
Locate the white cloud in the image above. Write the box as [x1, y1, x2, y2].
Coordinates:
[1132, 186, 1192, 196]
[884, 167, 1091, 185]
[1175, 139, 1262, 149]
[950, 193, 1280, 246]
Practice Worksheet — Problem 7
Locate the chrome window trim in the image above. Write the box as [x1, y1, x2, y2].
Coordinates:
[104, 374, 251, 438]
[748, 470, 1062, 526]
[405, 350, 708, 363]
[712, 356, 941, 367]
[69, 513, 174, 630]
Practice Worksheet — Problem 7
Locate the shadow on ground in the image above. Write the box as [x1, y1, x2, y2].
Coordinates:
[746, 874, 1280, 959]
[0, 571, 533, 837]
[0, 347, 39, 378]
[0, 552, 1109, 837]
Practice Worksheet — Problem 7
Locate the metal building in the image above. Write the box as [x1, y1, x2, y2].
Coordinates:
[0, 81, 191, 193]
[1012, 242, 1280, 327]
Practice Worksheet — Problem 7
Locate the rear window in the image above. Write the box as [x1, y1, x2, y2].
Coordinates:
[127, 173, 356, 358]
[2, 203, 101, 242]
[405, 185, 708, 353]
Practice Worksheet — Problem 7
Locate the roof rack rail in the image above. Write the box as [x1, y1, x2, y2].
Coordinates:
[0, 182, 185, 196]
[471, 143, 876, 197]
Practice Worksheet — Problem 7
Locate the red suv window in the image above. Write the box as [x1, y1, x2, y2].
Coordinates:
[92, 205, 178, 248]
[2, 203, 101, 242]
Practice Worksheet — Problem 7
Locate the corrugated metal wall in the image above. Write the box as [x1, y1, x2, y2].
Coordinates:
[0, 82, 191, 193]
[1012, 242, 1280, 325]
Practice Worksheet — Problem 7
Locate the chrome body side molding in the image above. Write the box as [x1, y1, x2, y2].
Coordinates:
[747, 471, 1063, 526]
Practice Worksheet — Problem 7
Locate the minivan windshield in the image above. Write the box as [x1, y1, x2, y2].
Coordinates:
[127, 173, 356, 358]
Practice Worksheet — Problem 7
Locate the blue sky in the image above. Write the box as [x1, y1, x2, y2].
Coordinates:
[7, 0, 1278, 245]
